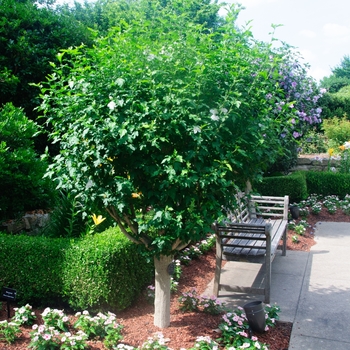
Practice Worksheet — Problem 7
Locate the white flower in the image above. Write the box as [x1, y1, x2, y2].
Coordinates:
[210, 108, 219, 121]
[193, 126, 201, 134]
[107, 101, 117, 111]
[147, 54, 156, 61]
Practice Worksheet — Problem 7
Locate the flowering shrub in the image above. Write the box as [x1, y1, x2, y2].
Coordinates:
[112, 344, 135, 350]
[178, 288, 201, 312]
[74, 310, 123, 348]
[170, 259, 182, 292]
[218, 307, 250, 342]
[178, 287, 226, 315]
[296, 220, 308, 228]
[264, 48, 326, 174]
[199, 296, 226, 315]
[227, 336, 269, 350]
[145, 285, 155, 304]
[288, 220, 296, 230]
[292, 235, 299, 243]
[197, 234, 216, 254]
[189, 336, 219, 350]
[41, 307, 70, 332]
[294, 225, 306, 235]
[298, 207, 309, 218]
[29, 324, 61, 349]
[294, 194, 350, 220]
[178, 235, 215, 265]
[264, 304, 280, 328]
[0, 320, 21, 344]
[12, 304, 36, 326]
[140, 332, 170, 350]
[218, 304, 280, 348]
[311, 202, 322, 214]
[323, 195, 340, 214]
[340, 195, 350, 214]
[60, 330, 88, 350]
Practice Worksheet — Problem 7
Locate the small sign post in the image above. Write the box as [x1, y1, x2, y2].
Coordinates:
[1, 287, 17, 319]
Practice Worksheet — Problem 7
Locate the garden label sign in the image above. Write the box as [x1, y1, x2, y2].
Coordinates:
[2, 287, 17, 301]
[2, 287, 17, 319]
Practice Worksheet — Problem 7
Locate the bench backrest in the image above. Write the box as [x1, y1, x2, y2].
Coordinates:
[249, 195, 289, 221]
[225, 193, 289, 222]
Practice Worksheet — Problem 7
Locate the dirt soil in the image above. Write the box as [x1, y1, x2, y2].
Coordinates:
[1, 207, 348, 350]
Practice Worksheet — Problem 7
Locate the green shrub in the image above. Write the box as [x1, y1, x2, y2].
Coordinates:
[0, 228, 153, 310]
[41, 191, 115, 238]
[62, 227, 153, 311]
[305, 171, 350, 198]
[322, 116, 350, 145]
[253, 172, 308, 203]
[41, 191, 89, 239]
[0, 234, 68, 304]
[299, 129, 328, 154]
[265, 141, 299, 175]
[0, 103, 55, 220]
[319, 89, 350, 120]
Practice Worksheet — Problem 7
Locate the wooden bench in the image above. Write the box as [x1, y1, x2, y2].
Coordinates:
[213, 194, 289, 303]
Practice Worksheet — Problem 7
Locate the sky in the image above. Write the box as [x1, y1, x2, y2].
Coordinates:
[224, 0, 350, 82]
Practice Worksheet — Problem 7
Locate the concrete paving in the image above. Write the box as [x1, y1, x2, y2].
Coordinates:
[203, 222, 350, 349]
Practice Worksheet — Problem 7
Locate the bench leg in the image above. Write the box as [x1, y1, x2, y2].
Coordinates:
[265, 259, 271, 304]
[265, 236, 271, 304]
[282, 227, 287, 256]
[213, 236, 222, 296]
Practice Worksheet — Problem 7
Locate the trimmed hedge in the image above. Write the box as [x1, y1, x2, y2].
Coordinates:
[0, 234, 68, 304]
[253, 171, 308, 203]
[62, 228, 153, 311]
[305, 171, 350, 198]
[0, 228, 153, 311]
[253, 170, 350, 202]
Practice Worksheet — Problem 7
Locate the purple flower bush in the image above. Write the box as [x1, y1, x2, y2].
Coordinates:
[262, 48, 326, 173]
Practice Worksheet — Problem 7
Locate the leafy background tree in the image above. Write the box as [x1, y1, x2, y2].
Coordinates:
[320, 55, 350, 120]
[0, 0, 94, 151]
[0, 103, 54, 220]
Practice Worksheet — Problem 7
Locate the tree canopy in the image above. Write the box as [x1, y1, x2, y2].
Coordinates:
[320, 55, 350, 119]
[321, 55, 350, 93]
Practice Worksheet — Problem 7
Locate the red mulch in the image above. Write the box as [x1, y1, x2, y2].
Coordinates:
[1, 208, 348, 349]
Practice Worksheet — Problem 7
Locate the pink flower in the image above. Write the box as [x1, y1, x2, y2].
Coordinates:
[43, 334, 51, 340]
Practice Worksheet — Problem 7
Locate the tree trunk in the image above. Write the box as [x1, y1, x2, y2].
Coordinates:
[153, 254, 174, 328]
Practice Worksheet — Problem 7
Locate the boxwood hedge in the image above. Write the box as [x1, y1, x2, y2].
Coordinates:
[0, 227, 153, 311]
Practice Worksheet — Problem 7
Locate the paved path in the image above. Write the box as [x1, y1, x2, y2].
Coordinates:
[203, 222, 350, 349]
